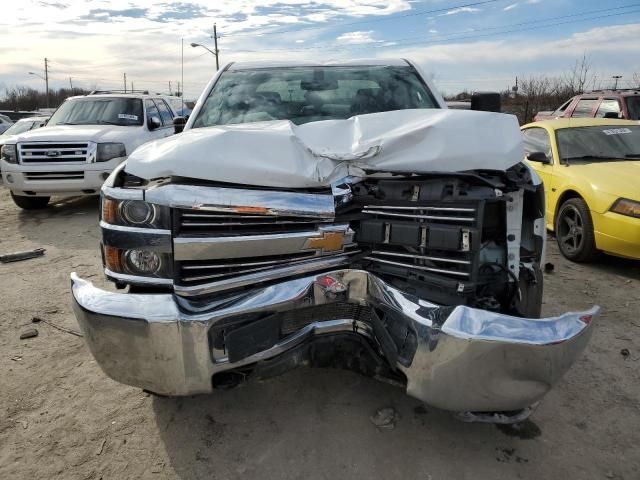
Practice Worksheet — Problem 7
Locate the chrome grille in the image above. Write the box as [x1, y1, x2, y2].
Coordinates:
[177, 209, 330, 236]
[18, 142, 93, 164]
[173, 199, 355, 294]
[24, 171, 84, 181]
[179, 252, 319, 284]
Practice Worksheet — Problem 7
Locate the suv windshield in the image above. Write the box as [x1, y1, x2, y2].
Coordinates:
[48, 97, 143, 126]
[557, 125, 640, 162]
[192, 65, 438, 127]
[626, 96, 640, 120]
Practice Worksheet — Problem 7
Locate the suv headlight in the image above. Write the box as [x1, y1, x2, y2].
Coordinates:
[102, 196, 170, 229]
[97, 143, 126, 162]
[610, 198, 640, 219]
[0, 144, 17, 164]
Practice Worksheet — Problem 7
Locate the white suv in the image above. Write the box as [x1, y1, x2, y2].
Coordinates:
[0, 92, 180, 209]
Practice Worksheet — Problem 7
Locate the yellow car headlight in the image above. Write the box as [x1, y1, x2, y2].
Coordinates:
[610, 198, 640, 219]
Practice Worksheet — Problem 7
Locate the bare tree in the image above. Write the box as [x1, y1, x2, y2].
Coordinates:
[563, 53, 594, 95]
[633, 72, 640, 89]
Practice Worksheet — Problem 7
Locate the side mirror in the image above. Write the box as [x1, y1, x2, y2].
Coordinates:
[603, 111, 621, 119]
[173, 116, 186, 134]
[527, 151, 552, 164]
[471, 92, 501, 112]
[148, 116, 162, 130]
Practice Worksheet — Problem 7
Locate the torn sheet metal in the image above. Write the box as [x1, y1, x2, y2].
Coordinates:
[126, 109, 524, 188]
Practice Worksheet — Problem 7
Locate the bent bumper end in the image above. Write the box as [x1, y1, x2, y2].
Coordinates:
[70, 271, 597, 413]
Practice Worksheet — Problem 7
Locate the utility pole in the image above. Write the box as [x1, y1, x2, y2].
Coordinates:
[131, 81, 134, 92]
[44, 57, 49, 108]
[612, 75, 622, 90]
[124, 73, 127, 93]
[69, 77, 73, 90]
[181, 38, 185, 111]
[169, 81, 172, 95]
[213, 23, 220, 71]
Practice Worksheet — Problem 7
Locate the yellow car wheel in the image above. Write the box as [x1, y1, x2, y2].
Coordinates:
[555, 198, 597, 262]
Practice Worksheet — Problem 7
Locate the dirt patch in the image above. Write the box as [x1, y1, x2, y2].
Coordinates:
[1, 188, 639, 480]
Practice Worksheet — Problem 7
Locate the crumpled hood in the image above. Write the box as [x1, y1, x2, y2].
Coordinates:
[126, 109, 524, 188]
[9, 125, 139, 144]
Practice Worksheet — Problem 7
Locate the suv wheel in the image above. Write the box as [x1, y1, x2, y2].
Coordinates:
[555, 198, 597, 262]
[10, 192, 50, 210]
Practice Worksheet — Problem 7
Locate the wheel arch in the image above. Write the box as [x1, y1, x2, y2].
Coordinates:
[552, 189, 586, 231]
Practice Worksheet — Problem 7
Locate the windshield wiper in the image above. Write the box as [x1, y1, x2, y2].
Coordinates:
[564, 155, 626, 164]
[56, 122, 79, 125]
[624, 153, 640, 158]
[96, 120, 124, 125]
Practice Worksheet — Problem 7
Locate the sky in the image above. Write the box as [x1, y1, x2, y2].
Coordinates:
[0, 0, 639, 100]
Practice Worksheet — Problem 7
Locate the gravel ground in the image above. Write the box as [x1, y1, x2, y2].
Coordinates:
[1, 189, 639, 480]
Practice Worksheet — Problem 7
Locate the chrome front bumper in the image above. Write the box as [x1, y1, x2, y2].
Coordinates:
[70, 270, 597, 413]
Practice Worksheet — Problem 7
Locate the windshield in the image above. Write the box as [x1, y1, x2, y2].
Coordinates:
[626, 96, 640, 120]
[48, 97, 143, 126]
[2, 120, 35, 136]
[192, 65, 438, 127]
[557, 125, 640, 162]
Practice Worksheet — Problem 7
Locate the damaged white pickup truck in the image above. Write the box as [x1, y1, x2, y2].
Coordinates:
[71, 59, 598, 421]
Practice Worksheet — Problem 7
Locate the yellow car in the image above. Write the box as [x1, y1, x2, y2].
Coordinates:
[522, 118, 640, 261]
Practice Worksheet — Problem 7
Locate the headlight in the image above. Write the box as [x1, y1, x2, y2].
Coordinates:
[97, 143, 126, 162]
[102, 196, 170, 229]
[0, 144, 17, 164]
[610, 198, 640, 219]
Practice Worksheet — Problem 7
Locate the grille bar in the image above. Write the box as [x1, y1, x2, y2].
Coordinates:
[24, 171, 85, 180]
[362, 209, 475, 222]
[177, 208, 331, 236]
[364, 205, 476, 212]
[364, 256, 470, 277]
[371, 250, 471, 265]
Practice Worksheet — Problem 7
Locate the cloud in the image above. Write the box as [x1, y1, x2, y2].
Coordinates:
[503, 3, 518, 11]
[439, 7, 480, 16]
[336, 30, 378, 44]
[379, 23, 640, 93]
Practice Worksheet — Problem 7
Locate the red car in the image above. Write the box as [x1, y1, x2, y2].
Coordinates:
[534, 89, 640, 121]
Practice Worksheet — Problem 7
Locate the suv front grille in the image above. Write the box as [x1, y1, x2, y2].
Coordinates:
[18, 142, 93, 164]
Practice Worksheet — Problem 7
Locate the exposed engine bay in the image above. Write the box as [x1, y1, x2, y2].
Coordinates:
[339, 163, 545, 317]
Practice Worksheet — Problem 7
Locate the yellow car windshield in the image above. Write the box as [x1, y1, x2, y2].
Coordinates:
[557, 125, 640, 163]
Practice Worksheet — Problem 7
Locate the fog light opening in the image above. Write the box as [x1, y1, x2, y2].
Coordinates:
[212, 371, 248, 390]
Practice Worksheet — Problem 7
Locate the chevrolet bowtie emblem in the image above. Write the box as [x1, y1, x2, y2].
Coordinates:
[304, 231, 345, 253]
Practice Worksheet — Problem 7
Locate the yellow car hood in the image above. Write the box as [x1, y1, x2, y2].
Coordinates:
[568, 160, 640, 202]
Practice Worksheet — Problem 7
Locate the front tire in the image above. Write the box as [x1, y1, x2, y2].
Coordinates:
[555, 198, 597, 262]
[10, 192, 50, 210]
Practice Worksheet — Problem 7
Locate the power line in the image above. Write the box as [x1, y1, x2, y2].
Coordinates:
[221, 0, 502, 38]
[220, 4, 640, 54]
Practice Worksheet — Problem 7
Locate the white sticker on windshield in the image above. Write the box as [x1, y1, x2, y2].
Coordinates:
[602, 128, 632, 135]
[118, 113, 138, 121]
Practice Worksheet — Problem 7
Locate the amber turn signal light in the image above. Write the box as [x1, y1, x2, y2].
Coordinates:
[102, 197, 118, 223]
[104, 245, 122, 272]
